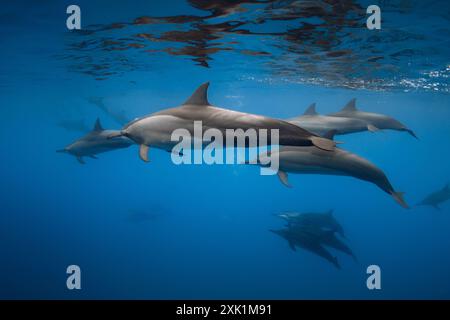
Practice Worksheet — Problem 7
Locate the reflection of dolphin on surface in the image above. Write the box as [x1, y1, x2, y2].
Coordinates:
[270, 228, 341, 269]
[287, 103, 375, 137]
[250, 139, 409, 208]
[417, 183, 450, 210]
[328, 99, 417, 138]
[276, 210, 345, 238]
[57, 118, 133, 164]
[109, 82, 336, 162]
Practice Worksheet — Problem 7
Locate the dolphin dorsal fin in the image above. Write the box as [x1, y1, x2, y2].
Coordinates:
[303, 103, 318, 116]
[341, 98, 357, 112]
[93, 118, 103, 131]
[182, 82, 210, 106]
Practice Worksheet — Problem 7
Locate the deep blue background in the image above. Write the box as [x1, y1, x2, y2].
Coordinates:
[0, 0, 449, 299]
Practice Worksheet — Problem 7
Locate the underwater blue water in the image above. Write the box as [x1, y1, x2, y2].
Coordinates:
[0, 0, 449, 299]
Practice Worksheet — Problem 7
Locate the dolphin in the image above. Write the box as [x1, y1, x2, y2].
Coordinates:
[270, 228, 340, 269]
[328, 99, 418, 138]
[56, 118, 90, 133]
[109, 82, 336, 162]
[251, 141, 409, 208]
[417, 183, 450, 210]
[276, 210, 345, 238]
[287, 103, 376, 136]
[57, 118, 134, 164]
[294, 225, 356, 261]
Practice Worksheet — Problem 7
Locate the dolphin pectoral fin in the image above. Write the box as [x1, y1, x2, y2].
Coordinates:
[367, 124, 380, 132]
[432, 204, 441, 211]
[310, 136, 336, 151]
[288, 240, 296, 251]
[322, 130, 337, 141]
[277, 170, 292, 188]
[391, 191, 409, 209]
[76, 157, 85, 165]
[89, 155, 98, 159]
[139, 144, 150, 162]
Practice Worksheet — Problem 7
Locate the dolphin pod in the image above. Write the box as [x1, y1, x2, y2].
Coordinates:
[110, 82, 336, 162]
[58, 82, 409, 208]
[57, 118, 133, 164]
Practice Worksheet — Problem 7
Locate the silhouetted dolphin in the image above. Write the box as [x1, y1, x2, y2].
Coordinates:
[270, 228, 340, 269]
[294, 225, 356, 261]
[57, 118, 90, 133]
[417, 183, 450, 210]
[328, 99, 417, 138]
[276, 210, 345, 238]
[109, 82, 336, 162]
[57, 118, 133, 164]
[287, 103, 376, 136]
[251, 142, 409, 208]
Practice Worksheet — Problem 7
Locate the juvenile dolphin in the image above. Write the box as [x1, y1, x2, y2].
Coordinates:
[276, 210, 345, 238]
[270, 228, 340, 269]
[251, 142, 409, 208]
[110, 82, 336, 162]
[417, 183, 450, 210]
[287, 103, 376, 136]
[57, 118, 133, 164]
[328, 99, 417, 138]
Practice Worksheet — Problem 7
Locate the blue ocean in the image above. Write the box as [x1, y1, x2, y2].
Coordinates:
[1, 0, 449, 299]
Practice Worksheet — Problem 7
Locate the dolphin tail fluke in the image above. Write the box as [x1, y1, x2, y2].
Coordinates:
[391, 191, 409, 209]
[310, 136, 336, 151]
[405, 128, 418, 139]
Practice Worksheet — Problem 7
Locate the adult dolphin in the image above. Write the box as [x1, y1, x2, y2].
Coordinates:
[249, 139, 409, 208]
[417, 183, 450, 210]
[328, 99, 418, 138]
[287, 103, 376, 136]
[110, 82, 336, 162]
[57, 118, 133, 164]
[276, 210, 346, 238]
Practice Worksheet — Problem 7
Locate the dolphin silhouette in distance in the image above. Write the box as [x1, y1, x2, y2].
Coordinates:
[292, 224, 357, 261]
[287, 103, 376, 137]
[57, 118, 134, 164]
[276, 210, 345, 238]
[270, 228, 341, 269]
[248, 132, 409, 208]
[328, 99, 418, 138]
[416, 183, 450, 210]
[108, 82, 336, 162]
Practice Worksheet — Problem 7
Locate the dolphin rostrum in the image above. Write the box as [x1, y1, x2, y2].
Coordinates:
[328, 99, 418, 138]
[276, 210, 346, 238]
[287, 103, 376, 136]
[57, 118, 133, 164]
[270, 228, 341, 269]
[417, 183, 450, 210]
[251, 141, 409, 208]
[110, 82, 336, 162]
